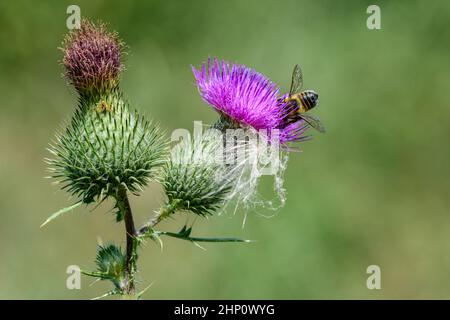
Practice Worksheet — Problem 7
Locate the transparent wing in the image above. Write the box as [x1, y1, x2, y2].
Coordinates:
[299, 113, 326, 133]
[289, 64, 303, 95]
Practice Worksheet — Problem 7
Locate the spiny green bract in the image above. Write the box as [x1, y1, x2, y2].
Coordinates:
[47, 90, 167, 204]
[95, 244, 126, 287]
[162, 132, 235, 216]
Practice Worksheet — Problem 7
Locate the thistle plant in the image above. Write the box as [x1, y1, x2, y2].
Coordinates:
[44, 20, 318, 299]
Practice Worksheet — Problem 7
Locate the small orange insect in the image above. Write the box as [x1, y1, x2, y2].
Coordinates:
[96, 100, 113, 113]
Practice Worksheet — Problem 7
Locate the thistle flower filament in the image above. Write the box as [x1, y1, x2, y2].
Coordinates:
[192, 58, 310, 145]
[62, 19, 124, 95]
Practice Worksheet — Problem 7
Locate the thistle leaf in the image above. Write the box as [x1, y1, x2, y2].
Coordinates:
[136, 282, 154, 300]
[156, 225, 252, 243]
[40, 201, 82, 227]
[91, 290, 121, 300]
[81, 269, 110, 279]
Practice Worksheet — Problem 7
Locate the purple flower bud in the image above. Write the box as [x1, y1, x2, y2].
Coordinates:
[61, 20, 124, 94]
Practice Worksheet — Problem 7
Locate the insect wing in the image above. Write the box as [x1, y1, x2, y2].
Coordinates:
[300, 113, 326, 133]
[289, 64, 303, 95]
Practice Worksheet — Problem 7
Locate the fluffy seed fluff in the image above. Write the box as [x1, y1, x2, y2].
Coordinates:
[214, 119, 289, 216]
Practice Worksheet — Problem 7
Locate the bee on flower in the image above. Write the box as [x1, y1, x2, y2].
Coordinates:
[191, 58, 318, 148]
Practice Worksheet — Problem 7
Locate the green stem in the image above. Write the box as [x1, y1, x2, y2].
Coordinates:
[117, 186, 137, 297]
[138, 200, 179, 236]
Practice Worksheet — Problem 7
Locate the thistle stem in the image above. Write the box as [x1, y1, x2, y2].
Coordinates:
[138, 201, 178, 236]
[117, 186, 137, 297]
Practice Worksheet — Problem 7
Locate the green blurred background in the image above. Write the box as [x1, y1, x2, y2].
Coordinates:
[1, 0, 450, 299]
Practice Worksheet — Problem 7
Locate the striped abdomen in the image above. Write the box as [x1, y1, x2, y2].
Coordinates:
[287, 90, 319, 113]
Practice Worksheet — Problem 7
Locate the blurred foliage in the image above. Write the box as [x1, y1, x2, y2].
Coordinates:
[0, 0, 450, 299]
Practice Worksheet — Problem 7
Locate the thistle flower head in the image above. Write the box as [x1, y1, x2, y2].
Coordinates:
[192, 58, 309, 145]
[47, 92, 167, 206]
[162, 130, 237, 216]
[62, 19, 124, 94]
[51, 22, 166, 208]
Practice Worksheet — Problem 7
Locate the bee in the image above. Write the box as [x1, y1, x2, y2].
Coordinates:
[283, 64, 325, 133]
[96, 100, 113, 113]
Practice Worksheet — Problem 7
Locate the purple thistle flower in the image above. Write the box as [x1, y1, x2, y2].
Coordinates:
[192, 58, 309, 145]
[61, 20, 124, 94]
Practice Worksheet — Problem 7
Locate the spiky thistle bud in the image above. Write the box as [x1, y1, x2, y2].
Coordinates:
[48, 92, 166, 205]
[92, 244, 126, 291]
[161, 130, 237, 217]
[61, 20, 124, 95]
[48, 20, 167, 209]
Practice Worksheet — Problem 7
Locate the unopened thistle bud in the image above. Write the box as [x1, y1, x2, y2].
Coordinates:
[161, 131, 237, 217]
[48, 20, 167, 207]
[92, 244, 126, 291]
[48, 95, 166, 204]
[61, 20, 124, 95]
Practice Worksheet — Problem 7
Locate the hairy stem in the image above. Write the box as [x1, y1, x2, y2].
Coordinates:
[117, 186, 137, 297]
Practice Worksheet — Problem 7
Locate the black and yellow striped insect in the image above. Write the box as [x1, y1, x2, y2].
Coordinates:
[283, 64, 325, 133]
